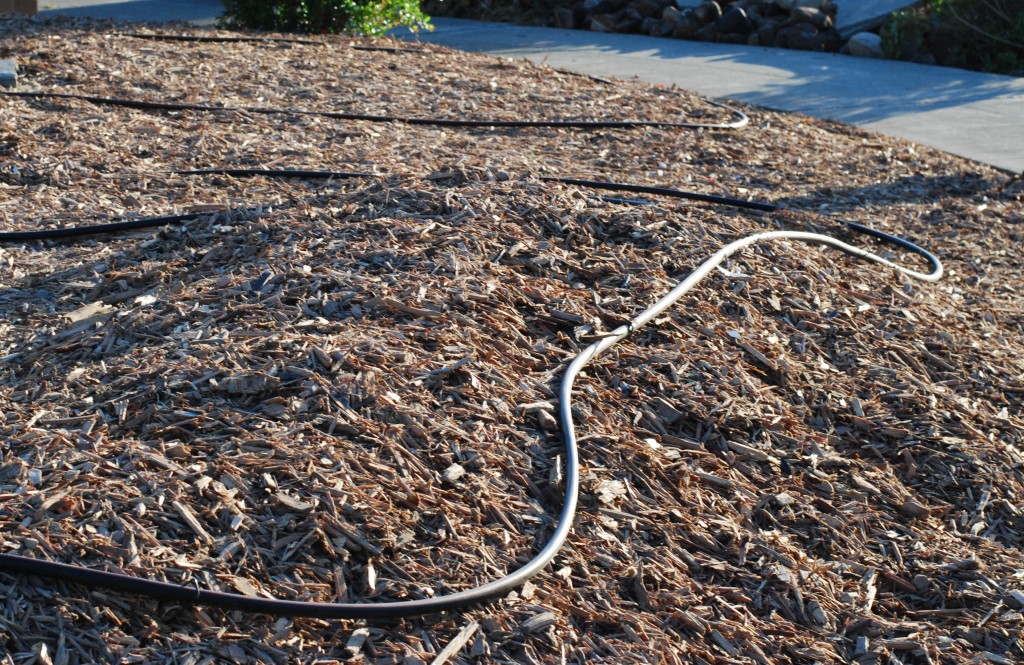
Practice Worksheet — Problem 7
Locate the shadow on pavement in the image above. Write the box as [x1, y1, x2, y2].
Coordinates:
[38, 0, 223, 25]
[409, 18, 1024, 126]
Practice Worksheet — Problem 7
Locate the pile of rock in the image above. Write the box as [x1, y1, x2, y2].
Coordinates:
[554, 0, 845, 52]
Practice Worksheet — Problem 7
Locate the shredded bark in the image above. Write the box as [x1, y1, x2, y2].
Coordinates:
[1, 15, 1023, 665]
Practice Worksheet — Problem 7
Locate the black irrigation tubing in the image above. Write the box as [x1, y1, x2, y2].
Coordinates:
[0, 61, 942, 617]
[0, 166, 943, 616]
[121, 32, 425, 52]
[0, 89, 750, 130]
[0, 211, 209, 243]
[120, 32, 325, 46]
[544, 177, 942, 275]
[0, 165, 944, 618]
[546, 176, 779, 212]
[0, 169, 369, 242]
[348, 45, 426, 53]
[0, 168, 941, 277]
[174, 168, 373, 180]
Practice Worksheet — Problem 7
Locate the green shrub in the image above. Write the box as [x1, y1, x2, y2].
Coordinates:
[218, 0, 432, 36]
[420, 0, 555, 24]
[880, 8, 931, 60]
[881, 0, 1024, 74]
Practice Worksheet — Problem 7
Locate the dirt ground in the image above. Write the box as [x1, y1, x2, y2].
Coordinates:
[1, 14, 1023, 665]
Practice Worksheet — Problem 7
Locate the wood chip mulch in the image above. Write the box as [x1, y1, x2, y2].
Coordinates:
[1, 14, 1023, 665]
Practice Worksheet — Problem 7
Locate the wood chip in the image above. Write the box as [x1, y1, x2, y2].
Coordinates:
[429, 622, 479, 665]
[1, 14, 1021, 665]
[172, 501, 214, 545]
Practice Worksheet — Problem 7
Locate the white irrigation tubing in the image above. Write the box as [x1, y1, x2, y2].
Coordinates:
[0, 230, 942, 618]
[552, 230, 943, 597]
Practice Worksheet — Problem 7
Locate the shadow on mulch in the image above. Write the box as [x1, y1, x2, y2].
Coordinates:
[771, 171, 1001, 211]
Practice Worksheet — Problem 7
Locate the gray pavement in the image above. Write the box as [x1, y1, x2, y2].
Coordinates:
[33, 2, 1024, 173]
[405, 19, 1024, 174]
[39, 0, 222, 25]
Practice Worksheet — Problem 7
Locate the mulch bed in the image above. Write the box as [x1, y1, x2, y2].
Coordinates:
[1, 14, 1023, 665]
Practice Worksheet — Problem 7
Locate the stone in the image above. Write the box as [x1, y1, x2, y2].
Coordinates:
[788, 32, 824, 50]
[694, 23, 718, 40]
[715, 6, 754, 34]
[584, 0, 632, 13]
[657, 18, 678, 34]
[820, 30, 843, 51]
[815, 30, 839, 50]
[791, 20, 818, 34]
[641, 16, 663, 34]
[615, 10, 643, 31]
[834, 0, 919, 38]
[0, 59, 15, 89]
[589, 13, 618, 31]
[717, 32, 749, 43]
[793, 0, 825, 9]
[661, 5, 684, 22]
[442, 463, 467, 484]
[774, 0, 796, 11]
[845, 31, 883, 58]
[787, 24, 825, 50]
[630, 0, 665, 16]
[771, 492, 797, 507]
[773, 26, 792, 47]
[671, 11, 703, 37]
[756, 19, 780, 46]
[694, 0, 722, 23]
[554, 7, 576, 29]
[791, 6, 832, 29]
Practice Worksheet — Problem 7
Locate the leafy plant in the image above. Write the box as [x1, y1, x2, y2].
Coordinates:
[881, 0, 1024, 74]
[218, 0, 432, 36]
[880, 7, 931, 60]
[420, 0, 557, 25]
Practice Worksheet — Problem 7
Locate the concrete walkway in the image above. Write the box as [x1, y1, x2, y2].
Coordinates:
[33, 2, 1024, 173]
[39, 0, 222, 25]
[405, 19, 1024, 174]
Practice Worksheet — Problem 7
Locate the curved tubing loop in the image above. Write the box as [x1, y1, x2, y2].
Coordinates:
[0, 229, 940, 618]
[546, 178, 943, 282]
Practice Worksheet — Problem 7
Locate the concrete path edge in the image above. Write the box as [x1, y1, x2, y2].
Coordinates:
[31, 3, 1024, 173]
[398, 18, 1024, 174]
